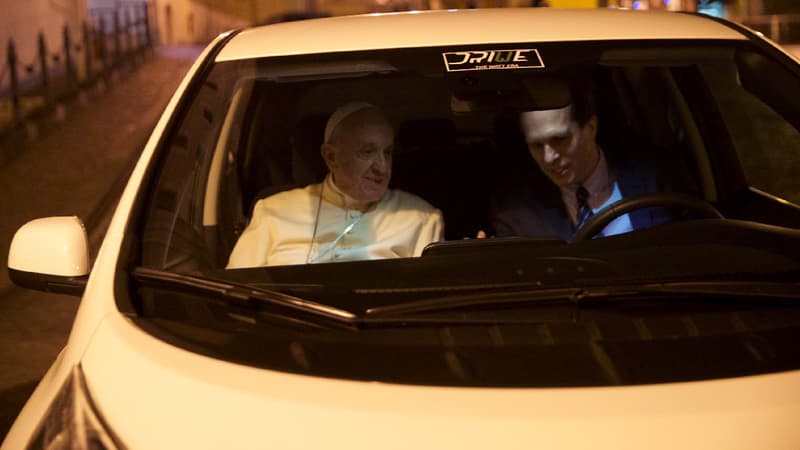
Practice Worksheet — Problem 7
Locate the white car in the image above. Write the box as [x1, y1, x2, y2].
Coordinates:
[5, 8, 800, 449]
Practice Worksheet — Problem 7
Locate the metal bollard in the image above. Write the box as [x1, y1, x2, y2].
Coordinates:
[143, 2, 152, 48]
[7, 38, 21, 123]
[113, 9, 121, 67]
[64, 25, 77, 95]
[38, 32, 51, 106]
[126, 7, 135, 60]
[98, 17, 109, 77]
[83, 21, 93, 85]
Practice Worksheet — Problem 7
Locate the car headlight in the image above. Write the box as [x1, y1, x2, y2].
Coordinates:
[26, 365, 123, 450]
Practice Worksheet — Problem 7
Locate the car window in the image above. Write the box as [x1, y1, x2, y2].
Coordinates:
[128, 38, 800, 387]
[132, 42, 800, 275]
[136, 40, 800, 273]
[140, 44, 592, 268]
[701, 52, 800, 205]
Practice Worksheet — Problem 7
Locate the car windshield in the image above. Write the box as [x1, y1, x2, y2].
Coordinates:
[128, 37, 800, 386]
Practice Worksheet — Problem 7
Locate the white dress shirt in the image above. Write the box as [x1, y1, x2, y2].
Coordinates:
[592, 181, 634, 237]
[561, 148, 633, 237]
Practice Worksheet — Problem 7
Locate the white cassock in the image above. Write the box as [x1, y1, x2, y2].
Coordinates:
[227, 174, 444, 268]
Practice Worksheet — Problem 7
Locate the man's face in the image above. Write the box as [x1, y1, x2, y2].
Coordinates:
[322, 110, 394, 202]
[520, 105, 598, 188]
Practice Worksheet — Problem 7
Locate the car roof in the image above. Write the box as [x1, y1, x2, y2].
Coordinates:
[215, 8, 747, 62]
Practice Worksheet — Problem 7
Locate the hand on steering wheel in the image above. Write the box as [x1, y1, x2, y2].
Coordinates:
[573, 192, 724, 241]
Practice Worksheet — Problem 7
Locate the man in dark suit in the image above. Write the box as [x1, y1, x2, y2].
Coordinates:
[490, 78, 680, 241]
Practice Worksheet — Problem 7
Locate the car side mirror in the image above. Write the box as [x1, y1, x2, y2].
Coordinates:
[7, 216, 89, 296]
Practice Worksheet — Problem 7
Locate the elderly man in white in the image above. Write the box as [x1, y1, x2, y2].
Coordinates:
[227, 102, 444, 268]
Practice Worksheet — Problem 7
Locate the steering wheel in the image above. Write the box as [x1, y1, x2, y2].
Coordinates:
[573, 192, 724, 241]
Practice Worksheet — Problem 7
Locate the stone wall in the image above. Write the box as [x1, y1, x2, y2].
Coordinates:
[152, 0, 308, 44]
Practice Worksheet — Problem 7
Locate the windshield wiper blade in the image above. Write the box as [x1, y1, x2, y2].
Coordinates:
[574, 280, 800, 301]
[365, 286, 584, 317]
[132, 267, 357, 325]
[364, 280, 800, 318]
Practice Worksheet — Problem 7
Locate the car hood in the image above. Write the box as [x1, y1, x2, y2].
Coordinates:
[82, 311, 800, 450]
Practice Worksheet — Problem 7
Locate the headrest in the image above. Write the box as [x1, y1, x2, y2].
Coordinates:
[397, 118, 457, 153]
[519, 76, 572, 111]
[291, 115, 329, 186]
[448, 74, 577, 113]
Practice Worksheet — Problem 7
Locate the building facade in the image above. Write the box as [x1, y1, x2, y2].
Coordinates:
[140, 0, 789, 46]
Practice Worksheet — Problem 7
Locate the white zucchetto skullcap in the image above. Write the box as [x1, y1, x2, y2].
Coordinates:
[324, 101, 379, 144]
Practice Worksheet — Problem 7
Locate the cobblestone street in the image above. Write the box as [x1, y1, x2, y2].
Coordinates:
[0, 45, 201, 440]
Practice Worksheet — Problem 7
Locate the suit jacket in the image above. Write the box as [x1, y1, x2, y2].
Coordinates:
[491, 155, 684, 241]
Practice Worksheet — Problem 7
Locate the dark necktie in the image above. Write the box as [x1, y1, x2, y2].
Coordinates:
[575, 185, 594, 230]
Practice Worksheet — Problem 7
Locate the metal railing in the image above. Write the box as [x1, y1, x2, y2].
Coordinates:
[0, 2, 153, 132]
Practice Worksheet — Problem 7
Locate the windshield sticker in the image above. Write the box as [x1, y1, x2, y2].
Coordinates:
[442, 49, 544, 72]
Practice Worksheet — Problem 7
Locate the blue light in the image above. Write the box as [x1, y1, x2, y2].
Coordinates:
[632, 0, 641, 9]
[697, 0, 724, 18]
